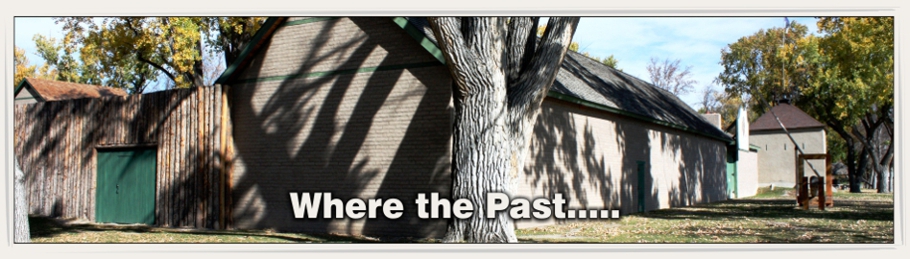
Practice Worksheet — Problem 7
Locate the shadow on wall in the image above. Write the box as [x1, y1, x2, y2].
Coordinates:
[522, 53, 726, 220]
[228, 18, 452, 238]
[523, 99, 659, 220]
[523, 53, 661, 217]
[14, 87, 217, 228]
[665, 131, 727, 207]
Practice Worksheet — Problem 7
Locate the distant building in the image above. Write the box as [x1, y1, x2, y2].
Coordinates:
[726, 107, 759, 198]
[14, 78, 128, 104]
[749, 103, 826, 187]
[700, 113, 722, 129]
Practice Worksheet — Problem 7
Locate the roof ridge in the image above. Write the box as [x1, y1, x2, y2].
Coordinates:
[750, 103, 825, 131]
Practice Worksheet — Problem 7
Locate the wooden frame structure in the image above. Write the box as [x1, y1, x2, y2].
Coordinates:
[796, 153, 833, 210]
[14, 85, 233, 229]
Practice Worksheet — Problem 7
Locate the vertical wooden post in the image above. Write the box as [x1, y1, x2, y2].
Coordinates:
[825, 155, 834, 208]
[817, 176, 826, 210]
[222, 84, 234, 229]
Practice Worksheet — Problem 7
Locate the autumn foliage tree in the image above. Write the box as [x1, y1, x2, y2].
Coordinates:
[14, 47, 38, 85]
[428, 17, 579, 243]
[807, 17, 893, 193]
[44, 17, 264, 92]
[716, 18, 893, 193]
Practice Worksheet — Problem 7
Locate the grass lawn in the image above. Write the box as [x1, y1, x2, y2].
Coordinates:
[27, 217, 386, 243]
[516, 187, 894, 243]
[27, 187, 893, 243]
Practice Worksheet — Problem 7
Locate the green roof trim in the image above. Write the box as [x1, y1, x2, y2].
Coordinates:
[282, 17, 339, 27]
[232, 61, 443, 84]
[215, 17, 285, 85]
[14, 79, 28, 96]
[13, 79, 44, 102]
[547, 91, 734, 145]
[391, 17, 446, 65]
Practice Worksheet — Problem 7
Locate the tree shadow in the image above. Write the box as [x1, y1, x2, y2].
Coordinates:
[640, 198, 893, 222]
[656, 198, 894, 243]
[14, 17, 730, 241]
[26, 215, 379, 243]
[520, 51, 726, 227]
[226, 17, 452, 238]
[15, 86, 212, 228]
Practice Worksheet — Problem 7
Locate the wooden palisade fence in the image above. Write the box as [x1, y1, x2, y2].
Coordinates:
[13, 85, 233, 229]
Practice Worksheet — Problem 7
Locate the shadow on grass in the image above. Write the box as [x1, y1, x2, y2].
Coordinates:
[637, 198, 893, 222]
[676, 224, 892, 243]
[27, 216, 388, 243]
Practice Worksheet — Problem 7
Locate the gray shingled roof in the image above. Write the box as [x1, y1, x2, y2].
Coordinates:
[404, 18, 731, 142]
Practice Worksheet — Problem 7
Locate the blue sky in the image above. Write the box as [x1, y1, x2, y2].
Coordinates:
[13, 16, 820, 108]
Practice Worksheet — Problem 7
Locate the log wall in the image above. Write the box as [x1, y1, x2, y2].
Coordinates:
[13, 85, 231, 229]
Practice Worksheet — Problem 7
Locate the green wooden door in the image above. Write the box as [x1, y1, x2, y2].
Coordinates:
[726, 150, 738, 198]
[637, 161, 646, 213]
[726, 162, 737, 198]
[96, 148, 156, 225]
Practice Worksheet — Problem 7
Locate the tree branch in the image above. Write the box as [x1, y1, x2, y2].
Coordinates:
[507, 17, 579, 113]
[504, 17, 538, 87]
[137, 53, 176, 84]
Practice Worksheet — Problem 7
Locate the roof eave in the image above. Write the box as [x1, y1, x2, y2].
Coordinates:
[215, 17, 287, 85]
[14, 78, 47, 102]
[749, 126, 827, 133]
[548, 91, 734, 144]
[395, 17, 732, 145]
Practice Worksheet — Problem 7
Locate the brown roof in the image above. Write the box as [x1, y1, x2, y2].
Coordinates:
[749, 103, 825, 131]
[20, 78, 128, 101]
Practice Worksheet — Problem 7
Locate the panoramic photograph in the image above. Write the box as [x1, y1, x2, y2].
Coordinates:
[9, 15, 894, 246]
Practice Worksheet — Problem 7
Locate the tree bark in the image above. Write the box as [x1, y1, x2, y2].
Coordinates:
[429, 17, 578, 243]
[192, 38, 206, 87]
[14, 160, 30, 243]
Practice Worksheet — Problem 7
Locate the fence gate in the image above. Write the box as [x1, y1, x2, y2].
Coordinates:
[96, 147, 157, 225]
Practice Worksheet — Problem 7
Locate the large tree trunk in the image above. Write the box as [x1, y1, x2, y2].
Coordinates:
[429, 17, 578, 243]
[14, 160, 30, 243]
[445, 88, 515, 242]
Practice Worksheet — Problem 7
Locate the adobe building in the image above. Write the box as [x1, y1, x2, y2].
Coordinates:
[14, 17, 734, 239]
[749, 102, 827, 188]
[217, 17, 732, 236]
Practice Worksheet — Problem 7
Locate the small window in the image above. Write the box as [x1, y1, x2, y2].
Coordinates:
[784, 143, 787, 150]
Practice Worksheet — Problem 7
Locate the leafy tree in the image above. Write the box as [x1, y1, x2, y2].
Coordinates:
[802, 17, 893, 193]
[429, 17, 579, 243]
[14, 46, 56, 86]
[584, 53, 620, 70]
[53, 17, 264, 90]
[597, 54, 620, 69]
[716, 20, 810, 114]
[33, 34, 88, 84]
[716, 17, 893, 193]
[14, 47, 38, 85]
[647, 57, 697, 96]
[31, 34, 153, 93]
